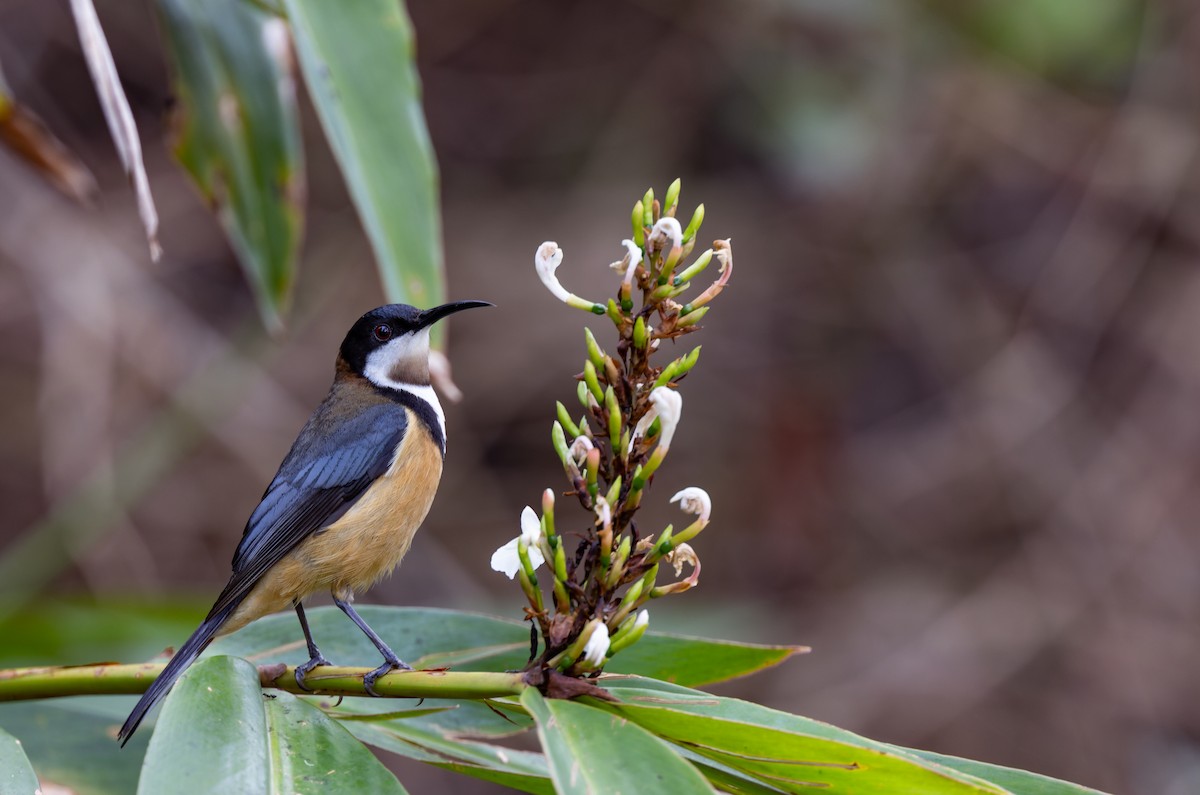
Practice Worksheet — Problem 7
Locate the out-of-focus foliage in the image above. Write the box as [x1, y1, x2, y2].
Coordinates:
[157, 0, 304, 331]
[282, 0, 444, 315]
[928, 0, 1145, 86]
[0, 727, 39, 795]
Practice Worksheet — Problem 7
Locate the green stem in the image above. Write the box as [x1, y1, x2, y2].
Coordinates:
[0, 663, 527, 702]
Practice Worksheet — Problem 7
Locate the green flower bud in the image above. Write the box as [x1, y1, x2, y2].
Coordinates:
[607, 610, 650, 655]
[654, 525, 675, 558]
[633, 316, 648, 349]
[583, 360, 604, 403]
[631, 463, 646, 491]
[673, 248, 713, 286]
[642, 188, 655, 227]
[639, 562, 660, 596]
[586, 447, 600, 499]
[542, 488, 556, 539]
[606, 298, 624, 327]
[556, 401, 581, 439]
[664, 178, 681, 217]
[677, 306, 709, 327]
[553, 536, 568, 584]
[631, 200, 645, 247]
[605, 475, 622, 506]
[584, 327, 605, 369]
[611, 579, 644, 625]
[652, 347, 701, 388]
[682, 203, 704, 243]
[605, 534, 632, 589]
[551, 421, 570, 465]
[517, 559, 543, 612]
[606, 386, 621, 449]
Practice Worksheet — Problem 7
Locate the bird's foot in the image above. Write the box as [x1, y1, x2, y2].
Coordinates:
[362, 657, 412, 697]
[294, 653, 334, 692]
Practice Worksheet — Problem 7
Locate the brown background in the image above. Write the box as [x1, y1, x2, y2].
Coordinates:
[1, 1, 1198, 792]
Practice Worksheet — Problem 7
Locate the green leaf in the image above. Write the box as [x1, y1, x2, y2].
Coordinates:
[0, 697, 148, 795]
[209, 606, 801, 688]
[342, 712, 552, 795]
[282, 0, 444, 311]
[521, 688, 714, 794]
[599, 679, 1009, 794]
[206, 606, 530, 673]
[906, 749, 1111, 795]
[0, 726, 39, 795]
[0, 596, 207, 668]
[139, 655, 406, 794]
[606, 632, 805, 688]
[156, 0, 304, 331]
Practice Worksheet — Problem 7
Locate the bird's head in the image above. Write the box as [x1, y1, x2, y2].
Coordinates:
[339, 301, 492, 388]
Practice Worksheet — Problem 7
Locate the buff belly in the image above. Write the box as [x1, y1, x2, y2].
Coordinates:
[220, 414, 443, 635]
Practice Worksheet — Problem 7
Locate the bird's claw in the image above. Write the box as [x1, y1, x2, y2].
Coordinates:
[294, 654, 333, 692]
[362, 658, 412, 696]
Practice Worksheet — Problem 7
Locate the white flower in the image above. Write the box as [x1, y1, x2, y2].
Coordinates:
[489, 506, 546, 579]
[595, 495, 611, 528]
[569, 435, 594, 465]
[630, 406, 657, 452]
[670, 487, 711, 522]
[620, 239, 642, 284]
[648, 217, 682, 252]
[582, 621, 610, 667]
[633, 609, 649, 630]
[666, 542, 699, 578]
[520, 505, 542, 545]
[648, 387, 682, 447]
[535, 242, 570, 303]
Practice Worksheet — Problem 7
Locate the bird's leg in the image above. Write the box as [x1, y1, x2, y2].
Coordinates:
[293, 601, 333, 691]
[332, 595, 411, 696]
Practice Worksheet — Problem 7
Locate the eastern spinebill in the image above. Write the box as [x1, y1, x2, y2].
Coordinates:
[118, 300, 492, 745]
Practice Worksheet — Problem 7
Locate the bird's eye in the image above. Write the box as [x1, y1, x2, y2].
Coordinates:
[372, 323, 394, 342]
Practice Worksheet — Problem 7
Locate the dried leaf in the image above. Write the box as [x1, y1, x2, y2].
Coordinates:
[68, 0, 161, 260]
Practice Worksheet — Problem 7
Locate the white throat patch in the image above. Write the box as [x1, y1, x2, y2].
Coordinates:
[362, 329, 447, 443]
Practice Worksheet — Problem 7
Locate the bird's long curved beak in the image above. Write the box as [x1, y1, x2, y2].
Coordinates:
[417, 300, 494, 329]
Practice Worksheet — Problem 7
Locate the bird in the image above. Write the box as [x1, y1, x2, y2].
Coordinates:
[118, 300, 492, 745]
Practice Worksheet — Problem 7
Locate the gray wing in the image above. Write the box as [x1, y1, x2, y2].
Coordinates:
[213, 401, 408, 613]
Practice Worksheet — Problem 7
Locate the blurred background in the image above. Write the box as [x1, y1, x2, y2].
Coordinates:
[1, 0, 1198, 792]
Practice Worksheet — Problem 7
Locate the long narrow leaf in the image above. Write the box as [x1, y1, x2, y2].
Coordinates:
[600, 679, 1012, 794]
[343, 714, 552, 795]
[906, 749, 1111, 795]
[68, 0, 160, 260]
[156, 0, 304, 331]
[521, 688, 714, 794]
[282, 0, 443, 310]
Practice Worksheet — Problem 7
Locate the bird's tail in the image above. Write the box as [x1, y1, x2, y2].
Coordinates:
[117, 598, 240, 746]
